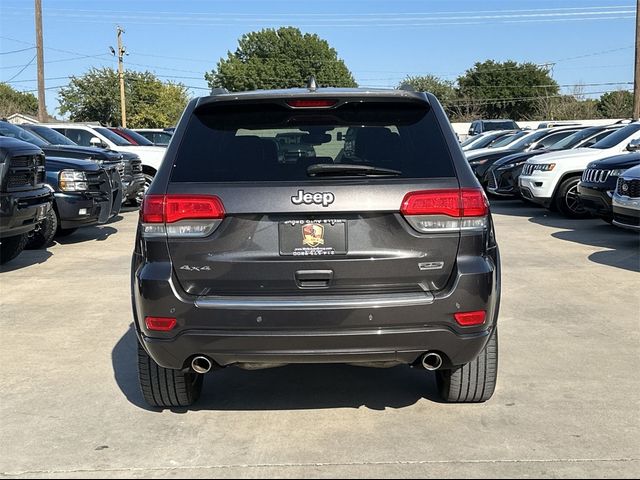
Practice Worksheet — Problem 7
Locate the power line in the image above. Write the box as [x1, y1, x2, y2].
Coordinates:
[442, 89, 633, 107]
[4, 5, 636, 17]
[5, 55, 36, 83]
[1, 6, 633, 28]
[0, 47, 36, 55]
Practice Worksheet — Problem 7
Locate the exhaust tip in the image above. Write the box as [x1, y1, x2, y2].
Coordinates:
[191, 356, 212, 374]
[421, 352, 443, 371]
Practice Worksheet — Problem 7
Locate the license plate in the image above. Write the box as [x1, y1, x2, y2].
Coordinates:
[279, 219, 347, 256]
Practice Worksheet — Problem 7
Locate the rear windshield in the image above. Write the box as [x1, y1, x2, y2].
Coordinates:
[170, 102, 455, 182]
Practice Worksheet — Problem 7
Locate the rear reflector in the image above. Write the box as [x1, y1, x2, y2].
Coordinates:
[145, 316, 177, 331]
[401, 189, 488, 217]
[286, 99, 338, 108]
[454, 310, 486, 327]
[142, 195, 225, 224]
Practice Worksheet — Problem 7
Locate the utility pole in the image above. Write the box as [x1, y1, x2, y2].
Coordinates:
[634, 0, 640, 120]
[34, 0, 47, 122]
[116, 26, 127, 127]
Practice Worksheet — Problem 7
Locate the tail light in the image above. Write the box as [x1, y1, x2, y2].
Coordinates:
[454, 310, 486, 327]
[401, 188, 488, 233]
[145, 316, 177, 331]
[141, 194, 225, 238]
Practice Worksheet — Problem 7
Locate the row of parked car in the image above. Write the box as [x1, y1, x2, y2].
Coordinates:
[0, 122, 174, 265]
[462, 122, 640, 231]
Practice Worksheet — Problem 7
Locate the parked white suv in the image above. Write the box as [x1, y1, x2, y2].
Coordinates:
[46, 123, 166, 190]
[519, 123, 640, 218]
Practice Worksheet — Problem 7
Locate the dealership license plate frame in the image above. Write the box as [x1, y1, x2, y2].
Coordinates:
[279, 219, 348, 257]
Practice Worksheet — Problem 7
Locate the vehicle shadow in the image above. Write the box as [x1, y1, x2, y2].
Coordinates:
[112, 324, 441, 413]
[489, 198, 543, 218]
[528, 212, 640, 273]
[0, 249, 53, 273]
[55, 226, 118, 245]
[491, 197, 639, 272]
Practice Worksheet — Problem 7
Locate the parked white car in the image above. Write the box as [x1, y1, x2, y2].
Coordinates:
[45, 123, 166, 189]
[519, 123, 640, 218]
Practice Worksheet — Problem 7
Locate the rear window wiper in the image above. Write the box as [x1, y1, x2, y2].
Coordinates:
[307, 163, 402, 177]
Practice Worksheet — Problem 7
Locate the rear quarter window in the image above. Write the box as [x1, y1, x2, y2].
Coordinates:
[170, 101, 456, 182]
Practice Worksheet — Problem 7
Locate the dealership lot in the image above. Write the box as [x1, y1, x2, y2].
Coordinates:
[0, 200, 638, 479]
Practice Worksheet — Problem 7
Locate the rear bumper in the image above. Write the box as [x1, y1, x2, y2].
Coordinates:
[142, 326, 492, 369]
[133, 254, 500, 370]
[577, 183, 614, 219]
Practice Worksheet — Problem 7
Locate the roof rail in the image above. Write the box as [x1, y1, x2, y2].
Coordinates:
[210, 87, 230, 96]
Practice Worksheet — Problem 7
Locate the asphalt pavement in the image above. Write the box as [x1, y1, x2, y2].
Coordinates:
[1, 200, 638, 478]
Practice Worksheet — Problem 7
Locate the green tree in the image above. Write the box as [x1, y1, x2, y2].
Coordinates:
[0, 83, 38, 118]
[598, 90, 633, 119]
[457, 60, 559, 120]
[58, 68, 190, 127]
[206, 27, 357, 91]
[398, 75, 455, 103]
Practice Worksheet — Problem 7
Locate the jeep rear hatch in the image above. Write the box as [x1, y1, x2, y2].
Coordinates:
[151, 99, 486, 297]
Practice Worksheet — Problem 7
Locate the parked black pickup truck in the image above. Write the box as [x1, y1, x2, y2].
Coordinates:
[26, 155, 122, 248]
[0, 138, 52, 264]
[4, 122, 145, 205]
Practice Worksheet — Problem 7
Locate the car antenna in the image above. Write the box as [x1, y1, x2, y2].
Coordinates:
[307, 76, 318, 92]
[210, 87, 229, 96]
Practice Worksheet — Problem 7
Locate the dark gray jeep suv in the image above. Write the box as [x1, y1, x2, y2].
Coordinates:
[132, 85, 501, 408]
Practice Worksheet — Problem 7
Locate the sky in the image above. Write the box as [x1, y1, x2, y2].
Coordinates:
[0, 0, 636, 117]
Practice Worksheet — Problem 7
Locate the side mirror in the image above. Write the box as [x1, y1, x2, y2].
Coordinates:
[90, 136, 103, 147]
[626, 139, 640, 152]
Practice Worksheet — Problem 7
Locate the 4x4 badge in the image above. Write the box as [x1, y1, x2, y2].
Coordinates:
[291, 189, 335, 207]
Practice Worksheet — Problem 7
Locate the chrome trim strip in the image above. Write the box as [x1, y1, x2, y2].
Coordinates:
[195, 292, 435, 310]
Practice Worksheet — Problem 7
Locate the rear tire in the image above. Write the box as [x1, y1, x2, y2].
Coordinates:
[555, 177, 591, 219]
[0, 234, 28, 265]
[436, 328, 498, 403]
[26, 209, 58, 249]
[137, 342, 203, 408]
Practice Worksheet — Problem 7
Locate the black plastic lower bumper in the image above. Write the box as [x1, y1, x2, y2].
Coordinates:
[142, 326, 493, 369]
[577, 183, 613, 219]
